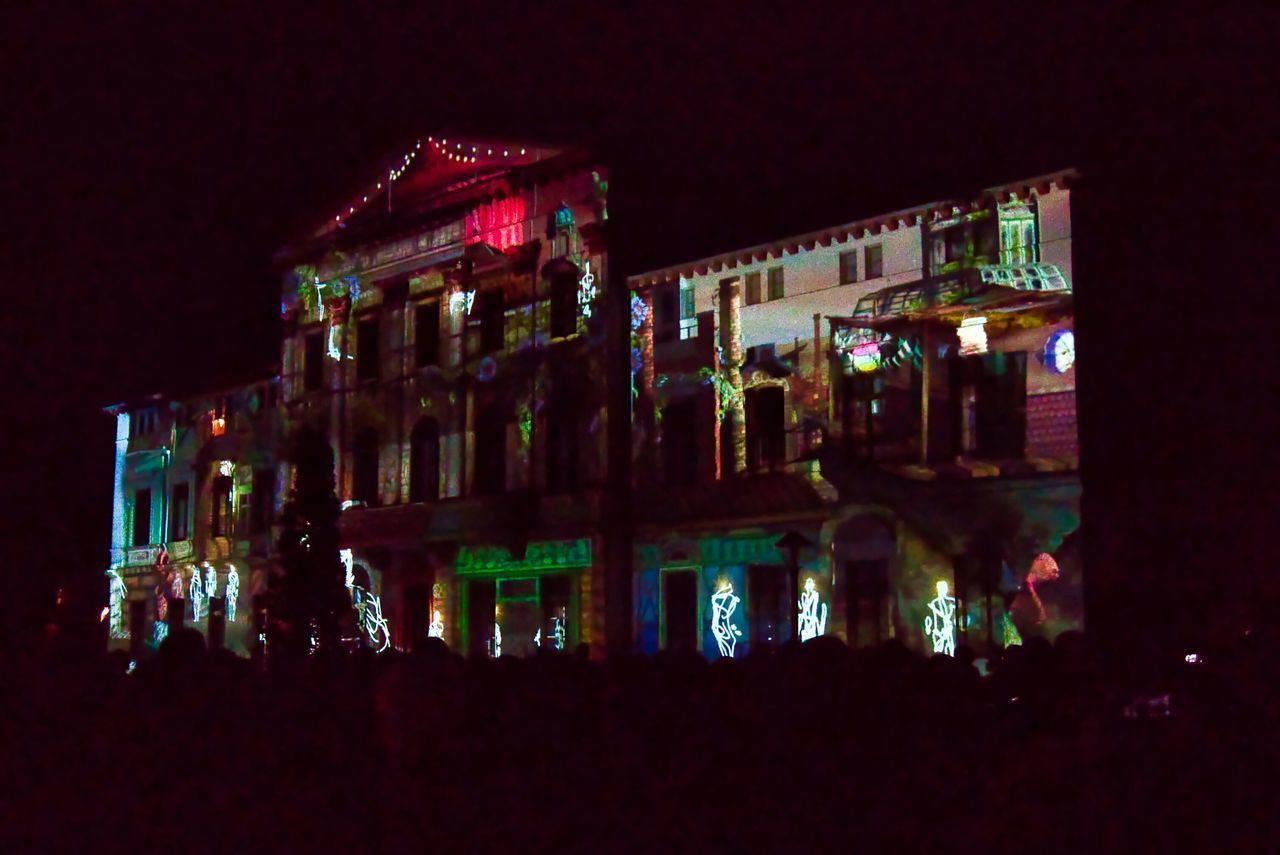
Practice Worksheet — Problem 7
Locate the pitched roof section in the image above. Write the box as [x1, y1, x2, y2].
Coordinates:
[280, 135, 586, 263]
[628, 169, 1078, 288]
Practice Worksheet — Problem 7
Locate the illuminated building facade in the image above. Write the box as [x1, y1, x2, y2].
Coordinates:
[104, 379, 282, 655]
[276, 139, 612, 657]
[628, 171, 1081, 657]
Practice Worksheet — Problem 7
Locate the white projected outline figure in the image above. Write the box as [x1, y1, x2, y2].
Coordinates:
[314, 277, 325, 321]
[153, 621, 168, 646]
[204, 565, 217, 600]
[170, 570, 184, 601]
[340, 549, 355, 590]
[710, 581, 743, 658]
[924, 580, 957, 657]
[190, 569, 204, 621]
[578, 260, 597, 318]
[553, 613, 566, 651]
[359, 590, 391, 653]
[106, 567, 128, 639]
[797, 577, 828, 642]
[428, 609, 444, 639]
[492, 622, 502, 657]
[225, 566, 239, 623]
[534, 628, 542, 648]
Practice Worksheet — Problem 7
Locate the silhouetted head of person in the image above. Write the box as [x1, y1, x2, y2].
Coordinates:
[157, 626, 206, 667]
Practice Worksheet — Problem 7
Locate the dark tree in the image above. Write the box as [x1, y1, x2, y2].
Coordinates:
[270, 425, 350, 659]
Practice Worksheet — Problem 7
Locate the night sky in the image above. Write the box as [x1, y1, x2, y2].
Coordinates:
[5, 3, 1275, 646]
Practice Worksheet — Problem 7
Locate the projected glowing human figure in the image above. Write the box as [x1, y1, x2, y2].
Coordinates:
[534, 629, 542, 648]
[491, 622, 503, 657]
[553, 613, 566, 651]
[578, 260, 597, 318]
[106, 568, 127, 639]
[170, 570, 184, 601]
[340, 549, 355, 590]
[361, 591, 391, 653]
[225, 566, 239, 623]
[710, 581, 743, 658]
[190, 569, 204, 621]
[428, 609, 444, 639]
[797, 577, 828, 642]
[924, 580, 957, 657]
[204, 565, 218, 601]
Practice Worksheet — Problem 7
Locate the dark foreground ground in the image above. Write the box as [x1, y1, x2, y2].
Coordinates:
[5, 631, 1276, 853]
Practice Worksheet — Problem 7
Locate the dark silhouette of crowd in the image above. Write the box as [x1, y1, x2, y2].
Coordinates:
[5, 628, 1277, 852]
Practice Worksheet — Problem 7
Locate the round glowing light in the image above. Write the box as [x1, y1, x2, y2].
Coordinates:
[427, 136, 433, 142]
[487, 149, 492, 155]
[416, 141, 421, 149]
[471, 146, 476, 152]
[362, 196, 367, 202]
[349, 207, 354, 213]
[335, 215, 341, 221]
[520, 148, 526, 155]
[1043, 329, 1075, 374]
[441, 138, 447, 144]
[377, 182, 381, 189]
[503, 150, 508, 156]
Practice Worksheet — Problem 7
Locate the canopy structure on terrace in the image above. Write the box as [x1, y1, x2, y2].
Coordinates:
[838, 262, 1071, 333]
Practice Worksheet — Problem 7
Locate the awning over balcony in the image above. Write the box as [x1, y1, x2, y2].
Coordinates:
[845, 263, 1071, 330]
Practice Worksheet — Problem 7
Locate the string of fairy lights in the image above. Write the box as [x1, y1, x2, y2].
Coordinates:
[332, 136, 532, 227]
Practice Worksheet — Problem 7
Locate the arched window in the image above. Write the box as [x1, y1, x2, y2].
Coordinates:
[409, 417, 440, 503]
[352, 428, 380, 506]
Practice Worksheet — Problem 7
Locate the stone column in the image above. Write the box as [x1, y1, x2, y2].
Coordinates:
[718, 279, 746, 476]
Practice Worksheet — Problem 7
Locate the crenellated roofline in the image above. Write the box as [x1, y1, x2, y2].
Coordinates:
[628, 169, 1077, 288]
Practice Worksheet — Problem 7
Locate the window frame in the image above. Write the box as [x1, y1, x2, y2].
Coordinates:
[839, 250, 858, 284]
[356, 316, 380, 382]
[864, 244, 883, 280]
[767, 267, 785, 300]
[132, 488, 152, 547]
[303, 332, 324, 392]
[414, 301, 441, 368]
[169, 483, 189, 542]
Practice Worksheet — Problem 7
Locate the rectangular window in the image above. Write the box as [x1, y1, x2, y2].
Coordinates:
[251, 469, 275, 535]
[744, 272, 761, 305]
[550, 273, 578, 338]
[846, 559, 889, 647]
[767, 267, 785, 300]
[211, 476, 233, 538]
[479, 289, 505, 353]
[356, 317, 380, 381]
[170, 483, 189, 541]
[746, 386, 786, 470]
[132, 488, 152, 547]
[473, 409, 506, 495]
[303, 333, 323, 392]
[654, 283, 679, 345]
[839, 250, 858, 284]
[415, 302, 440, 367]
[679, 283, 696, 320]
[662, 570, 698, 652]
[662, 399, 699, 487]
[747, 565, 788, 646]
[678, 279, 698, 340]
[864, 244, 883, 280]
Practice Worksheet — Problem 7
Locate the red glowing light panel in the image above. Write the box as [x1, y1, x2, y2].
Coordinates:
[466, 197, 526, 251]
